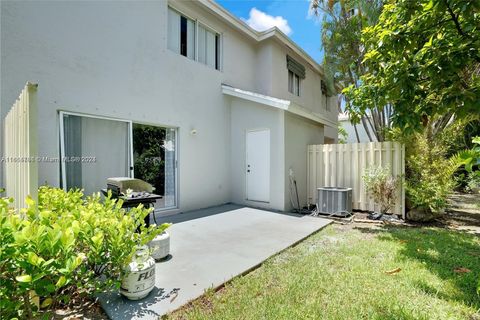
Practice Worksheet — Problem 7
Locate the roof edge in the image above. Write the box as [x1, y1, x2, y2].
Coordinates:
[222, 85, 290, 110]
[222, 85, 337, 127]
[289, 103, 338, 128]
[197, 0, 326, 78]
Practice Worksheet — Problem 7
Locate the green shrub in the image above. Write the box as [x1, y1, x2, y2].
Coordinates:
[362, 166, 399, 214]
[0, 187, 170, 319]
[454, 136, 480, 173]
[465, 171, 480, 193]
[404, 133, 459, 213]
[338, 124, 348, 144]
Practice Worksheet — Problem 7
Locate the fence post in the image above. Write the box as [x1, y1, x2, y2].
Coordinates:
[4, 82, 38, 209]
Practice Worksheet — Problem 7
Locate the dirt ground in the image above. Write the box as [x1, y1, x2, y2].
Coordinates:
[51, 296, 108, 320]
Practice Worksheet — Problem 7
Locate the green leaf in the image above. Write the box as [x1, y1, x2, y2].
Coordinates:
[27, 252, 45, 267]
[55, 276, 67, 288]
[43, 259, 55, 267]
[25, 195, 35, 207]
[16, 274, 32, 283]
[91, 232, 104, 248]
[71, 220, 81, 233]
[424, 0, 434, 11]
[73, 253, 86, 269]
[40, 298, 53, 308]
[60, 228, 75, 248]
[27, 252, 39, 266]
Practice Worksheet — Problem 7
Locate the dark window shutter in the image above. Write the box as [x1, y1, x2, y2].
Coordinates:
[286, 55, 305, 79]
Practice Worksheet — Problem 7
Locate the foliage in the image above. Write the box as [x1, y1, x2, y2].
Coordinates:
[453, 136, 480, 193]
[362, 166, 399, 214]
[344, 0, 480, 135]
[0, 187, 170, 319]
[454, 136, 480, 173]
[338, 124, 348, 144]
[310, 0, 391, 142]
[402, 132, 460, 213]
[465, 171, 480, 193]
[133, 124, 166, 194]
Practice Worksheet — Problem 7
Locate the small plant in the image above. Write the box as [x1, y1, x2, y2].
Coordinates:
[0, 187, 170, 319]
[362, 166, 399, 215]
[454, 136, 480, 194]
[465, 171, 480, 193]
[455, 136, 480, 173]
[338, 124, 348, 144]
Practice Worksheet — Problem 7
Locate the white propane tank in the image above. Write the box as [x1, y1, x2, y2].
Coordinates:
[120, 246, 156, 300]
[149, 231, 170, 261]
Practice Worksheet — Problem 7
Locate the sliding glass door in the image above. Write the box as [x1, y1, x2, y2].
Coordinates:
[132, 124, 177, 210]
[60, 112, 177, 210]
[60, 113, 132, 196]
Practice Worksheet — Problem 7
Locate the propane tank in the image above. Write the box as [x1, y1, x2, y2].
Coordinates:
[120, 245, 156, 300]
[149, 231, 170, 261]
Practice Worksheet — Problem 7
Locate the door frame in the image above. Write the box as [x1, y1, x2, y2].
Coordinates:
[59, 111, 134, 192]
[245, 128, 271, 203]
[59, 111, 180, 211]
[131, 123, 179, 212]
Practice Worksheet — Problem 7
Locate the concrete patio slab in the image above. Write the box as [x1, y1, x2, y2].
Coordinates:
[99, 205, 331, 319]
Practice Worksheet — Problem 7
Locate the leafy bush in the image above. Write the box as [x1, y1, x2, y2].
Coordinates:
[404, 133, 459, 213]
[338, 124, 348, 144]
[0, 187, 170, 319]
[465, 171, 480, 193]
[133, 124, 166, 194]
[362, 166, 399, 214]
[452, 136, 480, 193]
[454, 136, 480, 173]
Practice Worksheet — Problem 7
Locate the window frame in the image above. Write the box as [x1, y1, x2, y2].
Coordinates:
[288, 70, 301, 96]
[168, 6, 222, 71]
[59, 110, 180, 211]
[168, 7, 196, 60]
[321, 80, 330, 111]
[197, 22, 222, 70]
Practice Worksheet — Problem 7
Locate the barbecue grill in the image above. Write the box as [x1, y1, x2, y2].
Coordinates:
[101, 177, 163, 227]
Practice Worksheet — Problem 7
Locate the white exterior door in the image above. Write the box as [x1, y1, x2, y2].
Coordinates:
[246, 129, 270, 202]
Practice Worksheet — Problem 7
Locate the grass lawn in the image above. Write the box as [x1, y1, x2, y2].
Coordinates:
[169, 223, 480, 320]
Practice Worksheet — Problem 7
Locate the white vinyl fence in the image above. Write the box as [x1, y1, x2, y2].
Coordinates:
[307, 142, 405, 218]
[4, 82, 38, 209]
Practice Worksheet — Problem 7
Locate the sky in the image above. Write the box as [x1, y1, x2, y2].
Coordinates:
[216, 0, 323, 63]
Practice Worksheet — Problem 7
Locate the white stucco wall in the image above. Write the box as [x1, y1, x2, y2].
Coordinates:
[1, 0, 336, 211]
[340, 119, 376, 143]
[229, 98, 285, 211]
[0, 0, 237, 211]
[284, 113, 324, 211]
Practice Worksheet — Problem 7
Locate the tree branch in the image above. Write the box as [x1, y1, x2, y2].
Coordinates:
[445, 0, 465, 37]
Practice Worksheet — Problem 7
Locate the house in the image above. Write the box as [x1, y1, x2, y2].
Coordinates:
[339, 112, 377, 143]
[0, 0, 338, 213]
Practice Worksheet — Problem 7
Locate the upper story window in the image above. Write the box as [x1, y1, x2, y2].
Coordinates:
[286, 55, 305, 97]
[168, 8, 195, 59]
[168, 7, 221, 70]
[321, 80, 330, 111]
[288, 71, 300, 96]
[198, 24, 221, 70]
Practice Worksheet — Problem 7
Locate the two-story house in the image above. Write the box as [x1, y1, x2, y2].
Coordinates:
[1, 0, 338, 213]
